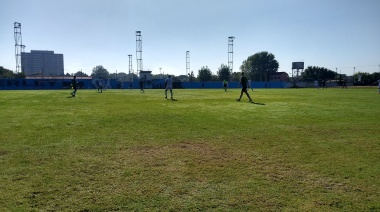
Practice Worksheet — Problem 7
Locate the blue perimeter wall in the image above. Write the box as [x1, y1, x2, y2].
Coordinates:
[0, 79, 288, 90]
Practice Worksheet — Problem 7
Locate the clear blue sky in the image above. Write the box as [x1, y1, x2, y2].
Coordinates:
[1, 0, 379, 77]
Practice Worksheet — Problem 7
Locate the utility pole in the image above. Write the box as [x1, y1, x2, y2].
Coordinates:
[186, 51, 190, 76]
[136, 31, 143, 77]
[228, 36, 235, 72]
[128, 54, 133, 82]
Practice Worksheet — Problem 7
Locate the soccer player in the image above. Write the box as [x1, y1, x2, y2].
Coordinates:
[375, 79, 380, 94]
[223, 79, 228, 92]
[342, 80, 347, 89]
[139, 78, 144, 93]
[248, 79, 253, 91]
[314, 80, 319, 90]
[165, 75, 173, 100]
[98, 77, 104, 93]
[237, 72, 253, 102]
[71, 76, 78, 97]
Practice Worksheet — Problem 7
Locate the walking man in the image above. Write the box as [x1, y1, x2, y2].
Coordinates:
[237, 72, 253, 102]
[165, 75, 173, 100]
[342, 80, 347, 89]
[71, 76, 78, 97]
[223, 79, 228, 92]
[314, 79, 319, 90]
[98, 77, 104, 93]
[375, 79, 380, 94]
[139, 78, 144, 93]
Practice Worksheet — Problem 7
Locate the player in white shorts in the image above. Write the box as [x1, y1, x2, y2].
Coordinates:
[375, 79, 380, 94]
[165, 75, 173, 100]
[313, 80, 320, 90]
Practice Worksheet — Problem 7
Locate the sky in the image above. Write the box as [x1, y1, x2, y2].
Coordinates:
[1, 0, 379, 77]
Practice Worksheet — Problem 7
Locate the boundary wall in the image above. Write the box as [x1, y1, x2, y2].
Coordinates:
[0, 78, 302, 90]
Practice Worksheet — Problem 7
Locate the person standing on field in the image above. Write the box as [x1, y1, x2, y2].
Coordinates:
[375, 79, 380, 94]
[248, 79, 253, 91]
[314, 80, 319, 90]
[98, 77, 104, 93]
[71, 76, 78, 97]
[223, 79, 228, 92]
[342, 80, 347, 89]
[165, 75, 173, 100]
[139, 78, 144, 93]
[237, 72, 253, 102]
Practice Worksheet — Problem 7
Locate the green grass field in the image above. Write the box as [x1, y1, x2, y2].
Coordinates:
[1, 88, 379, 211]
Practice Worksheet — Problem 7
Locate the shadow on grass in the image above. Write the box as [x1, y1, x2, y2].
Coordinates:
[67, 96, 75, 98]
[251, 101, 265, 105]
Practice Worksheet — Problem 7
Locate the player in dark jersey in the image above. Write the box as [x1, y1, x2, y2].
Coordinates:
[164, 75, 173, 100]
[71, 76, 78, 97]
[139, 78, 144, 93]
[237, 72, 253, 102]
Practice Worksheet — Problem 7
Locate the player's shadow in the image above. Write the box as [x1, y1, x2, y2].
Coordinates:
[67, 96, 75, 98]
[251, 102, 265, 105]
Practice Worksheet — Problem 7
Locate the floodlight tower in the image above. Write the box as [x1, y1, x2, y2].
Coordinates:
[128, 54, 133, 82]
[228, 36, 235, 72]
[136, 31, 143, 76]
[14, 22, 25, 73]
[186, 51, 190, 75]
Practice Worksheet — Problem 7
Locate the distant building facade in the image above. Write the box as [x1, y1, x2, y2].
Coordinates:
[270, 72, 289, 82]
[21, 50, 64, 76]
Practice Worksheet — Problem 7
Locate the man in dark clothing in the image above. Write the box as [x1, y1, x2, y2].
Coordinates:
[71, 76, 78, 97]
[237, 72, 253, 102]
[139, 78, 144, 93]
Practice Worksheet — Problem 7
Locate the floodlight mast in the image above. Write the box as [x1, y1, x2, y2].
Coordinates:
[186, 51, 190, 76]
[14, 22, 24, 73]
[136, 31, 143, 76]
[128, 54, 133, 82]
[228, 36, 235, 72]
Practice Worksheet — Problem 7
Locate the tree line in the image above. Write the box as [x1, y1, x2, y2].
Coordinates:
[3, 51, 379, 84]
[89, 51, 281, 82]
[0, 67, 25, 79]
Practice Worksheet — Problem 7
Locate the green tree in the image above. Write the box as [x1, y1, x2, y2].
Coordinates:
[74, 71, 89, 77]
[371, 72, 380, 83]
[197, 66, 212, 81]
[15, 71, 26, 79]
[91, 65, 109, 79]
[0, 67, 25, 79]
[217, 64, 231, 81]
[230, 72, 241, 81]
[115, 72, 128, 81]
[188, 71, 195, 82]
[301, 66, 336, 81]
[0, 67, 14, 79]
[240, 51, 279, 81]
[354, 72, 380, 84]
[211, 74, 219, 81]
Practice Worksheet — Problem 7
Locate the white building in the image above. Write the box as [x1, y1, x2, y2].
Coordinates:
[21, 50, 64, 76]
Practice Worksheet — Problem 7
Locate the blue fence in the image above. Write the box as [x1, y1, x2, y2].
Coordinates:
[0, 78, 289, 90]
